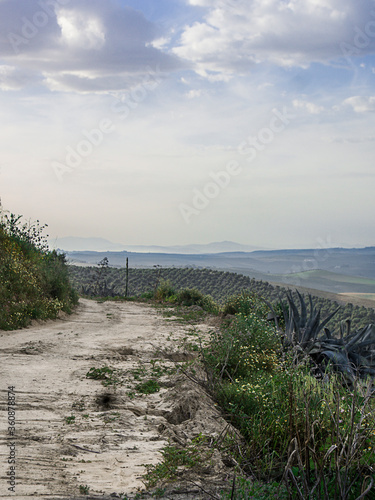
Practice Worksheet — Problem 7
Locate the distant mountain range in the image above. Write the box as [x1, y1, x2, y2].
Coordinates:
[49, 237, 375, 294]
[49, 237, 264, 254]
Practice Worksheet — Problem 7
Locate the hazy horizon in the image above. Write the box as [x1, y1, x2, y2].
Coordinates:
[49, 236, 373, 253]
[1, 1, 374, 249]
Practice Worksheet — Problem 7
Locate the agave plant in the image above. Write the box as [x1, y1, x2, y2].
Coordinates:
[266, 290, 375, 383]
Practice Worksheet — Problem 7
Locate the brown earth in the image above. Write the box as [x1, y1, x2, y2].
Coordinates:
[0, 299, 236, 499]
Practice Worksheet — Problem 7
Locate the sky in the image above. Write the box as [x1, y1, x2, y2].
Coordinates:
[0, 0, 375, 249]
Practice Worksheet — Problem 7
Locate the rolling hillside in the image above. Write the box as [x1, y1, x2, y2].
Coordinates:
[68, 265, 375, 334]
[64, 246, 375, 296]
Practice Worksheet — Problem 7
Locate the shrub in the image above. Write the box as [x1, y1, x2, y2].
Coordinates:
[222, 290, 269, 317]
[206, 314, 281, 380]
[0, 210, 78, 330]
[154, 279, 176, 302]
[174, 287, 217, 313]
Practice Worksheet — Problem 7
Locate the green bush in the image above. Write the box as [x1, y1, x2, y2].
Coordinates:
[0, 211, 78, 330]
[206, 314, 281, 380]
[222, 290, 269, 317]
[174, 287, 218, 313]
[39, 251, 79, 312]
[154, 279, 176, 302]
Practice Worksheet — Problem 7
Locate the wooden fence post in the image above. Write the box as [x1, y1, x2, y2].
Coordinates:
[125, 257, 129, 297]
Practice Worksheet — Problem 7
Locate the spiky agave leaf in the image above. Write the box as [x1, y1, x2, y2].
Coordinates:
[313, 306, 341, 340]
[263, 291, 375, 381]
[281, 291, 339, 349]
[320, 350, 356, 382]
[277, 292, 375, 381]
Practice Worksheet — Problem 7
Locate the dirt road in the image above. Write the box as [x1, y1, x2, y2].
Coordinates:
[0, 299, 229, 499]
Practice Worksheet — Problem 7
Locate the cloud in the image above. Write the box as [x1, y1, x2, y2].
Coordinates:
[186, 89, 204, 98]
[57, 8, 106, 50]
[293, 99, 324, 114]
[148, 37, 171, 50]
[173, 0, 375, 79]
[0, 64, 40, 90]
[342, 95, 375, 113]
[0, 0, 183, 93]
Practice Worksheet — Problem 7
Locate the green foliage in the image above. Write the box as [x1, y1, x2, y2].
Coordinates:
[1, 212, 49, 253]
[93, 257, 111, 295]
[0, 211, 78, 330]
[153, 279, 176, 301]
[220, 476, 288, 499]
[40, 251, 79, 310]
[203, 293, 375, 497]
[148, 281, 219, 316]
[135, 379, 160, 394]
[206, 308, 281, 380]
[143, 436, 213, 489]
[79, 484, 90, 494]
[65, 415, 76, 425]
[160, 303, 208, 325]
[222, 290, 269, 317]
[86, 366, 120, 386]
[131, 365, 147, 380]
[174, 287, 218, 313]
[268, 290, 375, 383]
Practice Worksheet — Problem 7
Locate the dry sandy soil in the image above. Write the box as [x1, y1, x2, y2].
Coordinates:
[0, 299, 235, 499]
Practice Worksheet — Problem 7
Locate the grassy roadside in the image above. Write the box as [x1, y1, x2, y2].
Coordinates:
[140, 284, 375, 499]
[0, 211, 78, 330]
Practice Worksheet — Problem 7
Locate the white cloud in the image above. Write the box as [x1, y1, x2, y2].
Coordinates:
[343, 96, 375, 113]
[186, 89, 204, 98]
[0, 0, 183, 93]
[0, 64, 39, 90]
[57, 10, 106, 50]
[293, 99, 324, 114]
[174, 0, 375, 79]
[149, 37, 170, 50]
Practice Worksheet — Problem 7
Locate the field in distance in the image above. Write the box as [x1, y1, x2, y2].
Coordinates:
[68, 265, 375, 335]
[64, 246, 375, 295]
[268, 269, 375, 295]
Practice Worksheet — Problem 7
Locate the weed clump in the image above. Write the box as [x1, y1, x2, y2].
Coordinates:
[135, 379, 160, 394]
[86, 366, 120, 387]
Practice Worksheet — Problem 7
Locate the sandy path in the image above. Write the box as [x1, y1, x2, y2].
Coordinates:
[0, 299, 221, 499]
